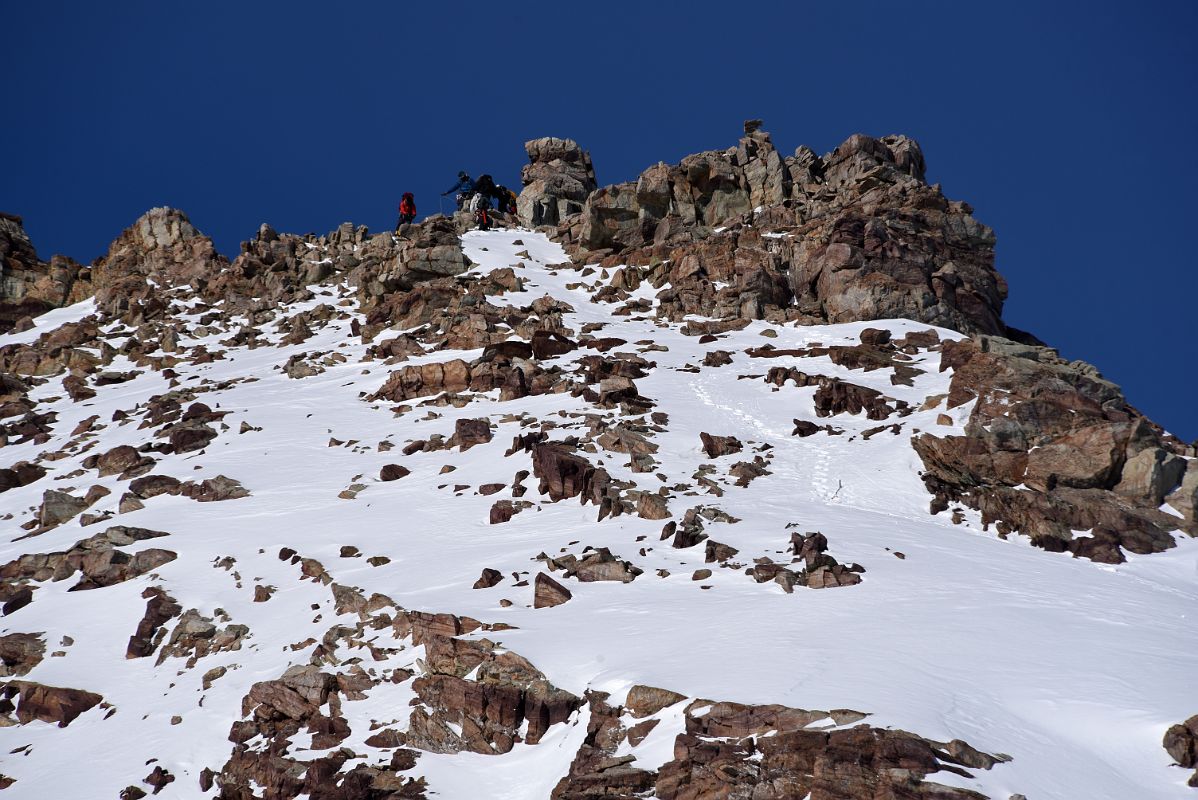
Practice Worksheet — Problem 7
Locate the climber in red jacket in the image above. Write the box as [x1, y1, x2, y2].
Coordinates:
[397, 192, 417, 229]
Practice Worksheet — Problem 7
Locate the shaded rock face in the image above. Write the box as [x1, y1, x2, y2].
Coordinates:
[517, 138, 598, 227]
[528, 440, 628, 521]
[125, 587, 182, 660]
[914, 336, 1189, 562]
[0, 213, 89, 332]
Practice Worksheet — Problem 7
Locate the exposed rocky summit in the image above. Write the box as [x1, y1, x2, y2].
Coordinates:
[524, 121, 1014, 340]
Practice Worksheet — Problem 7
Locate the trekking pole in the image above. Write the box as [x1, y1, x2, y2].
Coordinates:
[438, 195, 446, 217]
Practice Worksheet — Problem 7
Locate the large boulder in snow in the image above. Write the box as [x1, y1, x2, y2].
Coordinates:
[1163, 714, 1198, 780]
[1, 681, 103, 727]
[352, 215, 470, 304]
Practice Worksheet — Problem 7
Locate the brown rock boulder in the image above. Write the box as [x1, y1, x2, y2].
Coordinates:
[380, 464, 411, 482]
[625, 685, 687, 718]
[915, 335, 1189, 561]
[473, 568, 503, 589]
[0, 632, 45, 677]
[699, 432, 743, 458]
[2, 681, 103, 727]
[96, 445, 155, 478]
[532, 442, 612, 506]
[37, 489, 89, 527]
[534, 573, 572, 608]
[451, 418, 492, 451]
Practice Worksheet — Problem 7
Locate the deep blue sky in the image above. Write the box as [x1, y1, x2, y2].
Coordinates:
[4, 2, 1195, 439]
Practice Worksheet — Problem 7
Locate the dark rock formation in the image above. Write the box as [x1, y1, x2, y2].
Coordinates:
[528, 440, 619, 512]
[125, 587, 182, 659]
[540, 547, 642, 584]
[766, 367, 910, 419]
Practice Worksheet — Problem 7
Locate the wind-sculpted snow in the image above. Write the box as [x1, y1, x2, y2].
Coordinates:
[0, 229, 1195, 799]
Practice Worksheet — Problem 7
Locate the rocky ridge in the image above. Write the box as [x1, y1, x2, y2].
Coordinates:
[0, 122, 1194, 799]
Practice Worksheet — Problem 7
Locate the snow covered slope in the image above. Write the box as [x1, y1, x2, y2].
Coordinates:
[1, 229, 1195, 799]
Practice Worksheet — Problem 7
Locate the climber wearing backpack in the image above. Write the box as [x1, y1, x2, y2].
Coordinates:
[494, 185, 517, 215]
[473, 173, 496, 205]
[469, 191, 492, 231]
[396, 192, 417, 228]
[442, 172, 474, 210]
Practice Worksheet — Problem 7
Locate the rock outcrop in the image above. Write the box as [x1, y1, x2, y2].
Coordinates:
[546, 121, 1013, 338]
[1, 526, 176, 602]
[553, 689, 1001, 800]
[0, 213, 89, 332]
[913, 336, 1190, 562]
[517, 138, 598, 228]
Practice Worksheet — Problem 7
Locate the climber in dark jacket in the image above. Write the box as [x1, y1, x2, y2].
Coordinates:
[495, 185, 517, 214]
[473, 173, 496, 200]
[442, 172, 474, 210]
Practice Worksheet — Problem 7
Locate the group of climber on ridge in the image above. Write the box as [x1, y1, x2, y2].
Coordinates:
[394, 171, 518, 233]
[441, 171, 518, 230]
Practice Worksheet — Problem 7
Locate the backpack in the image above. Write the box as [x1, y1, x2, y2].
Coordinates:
[475, 174, 495, 196]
